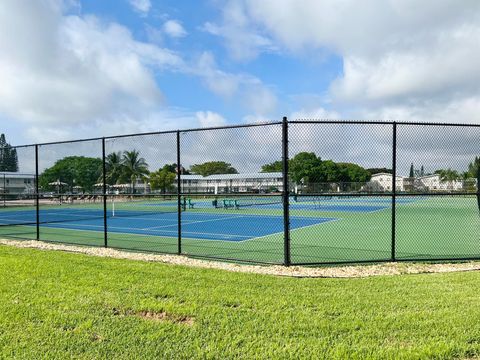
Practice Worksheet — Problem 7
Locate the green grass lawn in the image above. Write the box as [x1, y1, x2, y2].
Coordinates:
[1, 244, 480, 359]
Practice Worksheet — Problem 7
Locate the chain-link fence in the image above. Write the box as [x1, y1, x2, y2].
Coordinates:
[0, 119, 479, 265]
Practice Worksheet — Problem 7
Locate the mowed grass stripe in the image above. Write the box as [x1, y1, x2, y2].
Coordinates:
[1, 245, 480, 359]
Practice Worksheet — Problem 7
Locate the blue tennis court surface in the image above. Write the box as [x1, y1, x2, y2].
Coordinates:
[38, 212, 336, 242]
[1, 195, 420, 242]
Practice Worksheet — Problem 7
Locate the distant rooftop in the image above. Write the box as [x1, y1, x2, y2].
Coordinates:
[180, 172, 282, 180]
[0, 172, 35, 178]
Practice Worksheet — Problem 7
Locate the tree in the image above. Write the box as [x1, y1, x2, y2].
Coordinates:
[409, 163, 414, 178]
[190, 161, 238, 176]
[468, 156, 480, 178]
[366, 168, 393, 176]
[337, 163, 371, 183]
[319, 160, 340, 182]
[434, 168, 460, 190]
[0, 134, 19, 172]
[39, 156, 102, 192]
[261, 153, 371, 191]
[104, 152, 124, 185]
[121, 150, 149, 193]
[261, 161, 283, 173]
[420, 165, 425, 177]
[150, 165, 176, 194]
[161, 163, 177, 173]
[288, 152, 323, 184]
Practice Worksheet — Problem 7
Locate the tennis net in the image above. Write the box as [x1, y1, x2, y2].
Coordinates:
[220, 195, 282, 209]
[0, 195, 184, 227]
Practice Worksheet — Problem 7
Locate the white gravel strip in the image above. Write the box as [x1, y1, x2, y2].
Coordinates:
[2, 238, 480, 278]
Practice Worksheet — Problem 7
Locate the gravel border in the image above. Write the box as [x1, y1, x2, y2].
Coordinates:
[2, 238, 480, 278]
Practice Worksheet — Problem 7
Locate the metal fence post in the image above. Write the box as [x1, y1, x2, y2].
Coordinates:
[391, 122, 397, 261]
[2, 174, 5, 207]
[35, 144, 40, 240]
[282, 116, 291, 266]
[177, 130, 182, 255]
[102, 138, 108, 248]
[476, 167, 480, 214]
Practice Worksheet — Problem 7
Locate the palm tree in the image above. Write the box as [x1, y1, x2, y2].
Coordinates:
[121, 150, 149, 193]
[104, 152, 124, 185]
[436, 168, 460, 190]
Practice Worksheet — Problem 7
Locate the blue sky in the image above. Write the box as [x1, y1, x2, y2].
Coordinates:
[1, 0, 480, 173]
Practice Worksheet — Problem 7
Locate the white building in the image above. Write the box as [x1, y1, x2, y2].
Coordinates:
[369, 173, 406, 191]
[368, 172, 467, 192]
[418, 174, 463, 191]
[0, 172, 35, 195]
[179, 172, 284, 194]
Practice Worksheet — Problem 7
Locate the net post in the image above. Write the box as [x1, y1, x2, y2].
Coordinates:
[282, 116, 291, 266]
[102, 138, 108, 248]
[177, 130, 182, 255]
[391, 122, 397, 261]
[35, 144, 40, 240]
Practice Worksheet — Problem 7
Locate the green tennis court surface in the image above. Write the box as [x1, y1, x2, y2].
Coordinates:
[0, 196, 478, 264]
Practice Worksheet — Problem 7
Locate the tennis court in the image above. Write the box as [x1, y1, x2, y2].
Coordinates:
[40, 211, 334, 241]
[1, 194, 478, 264]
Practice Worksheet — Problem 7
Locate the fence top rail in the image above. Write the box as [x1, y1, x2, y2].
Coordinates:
[6, 118, 480, 149]
[292, 119, 480, 127]
[7, 120, 283, 148]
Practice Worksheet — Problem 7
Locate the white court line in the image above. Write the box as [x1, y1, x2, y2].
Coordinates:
[141, 215, 247, 230]
[26, 213, 343, 243]
[42, 222, 150, 233]
[41, 221, 252, 239]
[111, 216, 179, 222]
[248, 218, 340, 243]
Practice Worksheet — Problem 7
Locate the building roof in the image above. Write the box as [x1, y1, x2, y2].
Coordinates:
[370, 173, 406, 179]
[0, 172, 35, 178]
[180, 172, 282, 180]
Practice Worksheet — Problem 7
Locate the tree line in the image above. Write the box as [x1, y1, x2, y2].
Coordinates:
[39, 150, 151, 193]
[261, 152, 371, 185]
[37, 149, 480, 194]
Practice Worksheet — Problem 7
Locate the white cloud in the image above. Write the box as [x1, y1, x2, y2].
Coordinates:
[22, 107, 227, 146]
[0, 0, 185, 136]
[242, 85, 277, 116]
[195, 52, 240, 97]
[202, 1, 277, 61]
[0, 1, 281, 148]
[331, 26, 480, 104]
[195, 111, 226, 127]
[128, 0, 151, 16]
[204, 0, 480, 174]
[212, 0, 480, 123]
[163, 20, 187, 38]
[193, 52, 278, 115]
